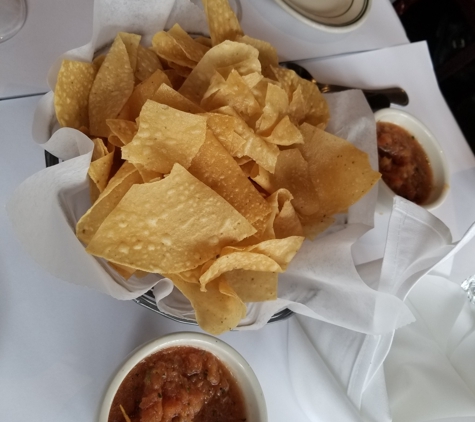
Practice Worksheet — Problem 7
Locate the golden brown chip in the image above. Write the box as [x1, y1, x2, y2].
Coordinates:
[238, 160, 255, 178]
[167, 61, 193, 78]
[200, 251, 282, 290]
[108, 135, 124, 148]
[228, 113, 280, 173]
[132, 163, 162, 183]
[54, 60, 97, 129]
[86, 164, 256, 273]
[167, 24, 210, 63]
[201, 70, 261, 124]
[273, 199, 304, 239]
[271, 66, 330, 128]
[152, 84, 204, 114]
[106, 119, 137, 146]
[189, 129, 272, 234]
[89, 35, 135, 137]
[77, 162, 142, 244]
[270, 148, 320, 215]
[88, 150, 114, 193]
[194, 36, 212, 47]
[205, 113, 242, 156]
[169, 274, 246, 335]
[109, 262, 137, 280]
[122, 101, 207, 174]
[236, 35, 279, 78]
[151, 31, 196, 69]
[255, 83, 288, 136]
[91, 138, 108, 161]
[120, 69, 171, 121]
[299, 212, 336, 240]
[118, 32, 141, 71]
[202, 0, 244, 46]
[299, 123, 380, 215]
[250, 163, 273, 194]
[135, 45, 163, 82]
[221, 236, 304, 270]
[178, 41, 260, 104]
[264, 116, 303, 146]
[225, 270, 278, 302]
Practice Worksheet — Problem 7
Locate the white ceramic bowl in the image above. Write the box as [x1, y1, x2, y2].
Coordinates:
[374, 108, 450, 211]
[98, 332, 267, 422]
[273, 0, 372, 33]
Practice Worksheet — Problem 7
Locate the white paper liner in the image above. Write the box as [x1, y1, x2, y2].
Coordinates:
[8, 0, 420, 334]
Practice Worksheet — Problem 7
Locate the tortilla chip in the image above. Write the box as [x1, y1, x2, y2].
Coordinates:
[54, 60, 97, 129]
[225, 270, 278, 302]
[122, 101, 207, 174]
[135, 45, 163, 82]
[118, 32, 141, 71]
[89, 35, 135, 137]
[270, 148, 320, 216]
[299, 123, 380, 215]
[77, 162, 142, 244]
[202, 0, 244, 46]
[200, 251, 282, 290]
[88, 150, 114, 193]
[86, 164, 256, 273]
[170, 275, 246, 335]
[189, 129, 272, 234]
[120, 69, 171, 121]
[168, 24, 210, 63]
[152, 83, 204, 114]
[106, 119, 137, 146]
[236, 35, 279, 78]
[179, 41, 260, 105]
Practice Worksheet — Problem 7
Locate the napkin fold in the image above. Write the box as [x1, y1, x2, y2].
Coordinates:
[288, 197, 475, 422]
[385, 275, 475, 421]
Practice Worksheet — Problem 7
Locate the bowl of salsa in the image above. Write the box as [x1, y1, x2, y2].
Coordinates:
[374, 108, 449, 210]
[99, 332, 267, 422]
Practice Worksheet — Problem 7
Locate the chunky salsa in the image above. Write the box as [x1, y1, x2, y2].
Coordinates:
[377, 121, 433, 205]
[108, 346, 247, 422]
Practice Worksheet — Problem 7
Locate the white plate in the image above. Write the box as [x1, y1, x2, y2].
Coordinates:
[375, 108, 450, 211]
[273, 0, 372, 32]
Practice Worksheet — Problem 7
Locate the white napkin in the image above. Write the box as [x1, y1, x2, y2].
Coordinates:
[385, 275, 475, 421]
[288, 197, 475, 422]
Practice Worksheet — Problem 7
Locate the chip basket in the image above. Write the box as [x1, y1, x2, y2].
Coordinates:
[44, 150, 293, 325]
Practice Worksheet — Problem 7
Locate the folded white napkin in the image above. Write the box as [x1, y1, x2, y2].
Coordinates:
[385, 275, 475, 421]
[288, 197, 475, 422]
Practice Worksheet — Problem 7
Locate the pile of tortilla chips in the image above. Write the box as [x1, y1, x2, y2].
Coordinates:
[54, 0, 380, 335]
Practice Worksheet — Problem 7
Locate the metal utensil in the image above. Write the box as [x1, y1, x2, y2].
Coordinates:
[280, 61, 409, 109]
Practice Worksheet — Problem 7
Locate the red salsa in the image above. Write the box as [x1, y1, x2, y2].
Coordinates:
[108, 346, 247, 422]
[377, 121, 433, 205]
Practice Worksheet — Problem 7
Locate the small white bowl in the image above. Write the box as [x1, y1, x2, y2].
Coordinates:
[374, 108, 450, 211]
[273, 0, 372, 33]
[98, 332, 267, 422]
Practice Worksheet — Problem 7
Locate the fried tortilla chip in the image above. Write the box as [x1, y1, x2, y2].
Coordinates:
[54, 60, 97, 129]
[86, 164, 256, 273]
[89, 35, 135, 137]
[122, 100, 207, 174]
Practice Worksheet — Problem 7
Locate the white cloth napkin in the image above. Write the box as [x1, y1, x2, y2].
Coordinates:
[385, 275, 475, 421]
[288, 196, 475, 422]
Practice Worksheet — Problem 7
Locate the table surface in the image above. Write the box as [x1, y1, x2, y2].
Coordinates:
[2, 1, 475, 421]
